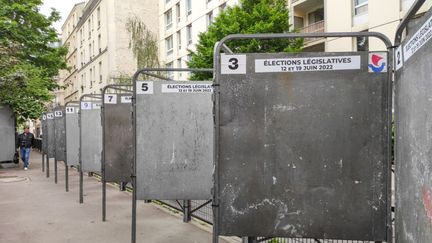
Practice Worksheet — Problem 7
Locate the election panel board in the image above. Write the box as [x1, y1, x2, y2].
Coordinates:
[0, 105, 15, 162]
[42, 113, 48, 154]
[395, 8, 432, 243]
[65, 106, 80, 166]
[135, 81, 213, 200]
[54, 107, 66, 161]
[80, 102, 102, 173]
[103, 94, 133, 182]
[216, 52, 391, 240]
[46, 112, 55, 158]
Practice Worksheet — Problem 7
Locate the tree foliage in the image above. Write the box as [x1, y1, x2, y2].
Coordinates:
[188, 0, 303, 80]
[0, 0, 67, 122]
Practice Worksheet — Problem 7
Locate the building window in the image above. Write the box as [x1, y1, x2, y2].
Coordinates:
[207, 11, 213, 26]
[80, 29, 83, 45]
[166, 62, 173, 79]
[294, 16, 304, 29]
[356, 36, 369, 51]
[220, 3, 227, 11]
[89, 43, 92, 59]
[166, 0, 171, 3]
[186, 24, 192, 45]
[98, 34, 101, 53]
[177, 59, 182, 77]
[186, 0, 192, 16]
[176, 3, 181, 23]
[88, 19, 91, 39]
[166, 35, 173, 55]
[354, 0, 368, 15]
[97, 7, 101, 28]
[177, 31, 182, 50]
[90, 68, 93, 88]
[165, 9, 173, 30]
[308, 8, 324, 24]
[99, 62, 103, 83]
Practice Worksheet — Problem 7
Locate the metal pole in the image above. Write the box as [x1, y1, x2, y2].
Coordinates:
[42, 153, 45, 172]
[131, 176, 136, 243]
[80, 165, 83, 204]
[54, 158, 58, 184]
[183, 200, 191, 222]
[242, 237, 258, 243]
[46, 157, 50, 178]
[65, 163, 69, 192]
[102, 174, 106, 221]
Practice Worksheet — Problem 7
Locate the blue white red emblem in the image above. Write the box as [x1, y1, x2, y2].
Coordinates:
[368, 53, 387, 73]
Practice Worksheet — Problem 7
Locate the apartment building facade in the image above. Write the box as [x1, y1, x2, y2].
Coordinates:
[159, 0, 239, 80]
[289, 0, 432, 52]
[60, 0, 158, 104]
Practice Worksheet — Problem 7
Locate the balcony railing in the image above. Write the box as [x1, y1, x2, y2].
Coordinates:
[299, 20, 325, 34]
[299, 20, 325, 43]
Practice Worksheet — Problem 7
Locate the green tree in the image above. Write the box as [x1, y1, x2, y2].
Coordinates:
[0, 0, 67, 122]
[188, 0, 303, 80]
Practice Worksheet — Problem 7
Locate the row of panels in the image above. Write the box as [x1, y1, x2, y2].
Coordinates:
[39, 3, 432, 242]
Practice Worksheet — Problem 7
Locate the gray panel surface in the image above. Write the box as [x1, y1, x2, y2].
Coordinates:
[0, 105, 15, 162]
[66, 107, 79, 166]
[135, 81, 213, 200]
[216, 52, 390, 240]
[395, 9, 432, 243]
[54, 107, 66, 161]
[104, 95, 133, 182]
[80, 105, 102, 172]
[47, 113, 55, 158]
[42, 114, 48, 154]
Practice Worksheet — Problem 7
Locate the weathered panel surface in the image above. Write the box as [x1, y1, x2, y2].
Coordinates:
[66, 106, 79, 166]
[0, 105, 15, 162]
[46, 112, 55, 158]
[135, 81, 213, 200]
[395, 9, 432, 243]
[104, 94, 133, 182]
[54, 107, 66, 162]
[217, 52, 390, 240]
[80, 104, 102, 173]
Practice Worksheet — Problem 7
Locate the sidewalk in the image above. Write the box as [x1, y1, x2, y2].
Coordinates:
[0, 151, 228, 243]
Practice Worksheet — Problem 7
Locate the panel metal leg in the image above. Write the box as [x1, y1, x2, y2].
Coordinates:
[65, 163, 69, 192]
[46, 157, 50, 178]
[242, 237, 258, 243]
[183, 200, 191, 222]
[54, 158, 58, 184]
[79, 167, 83, 204]
[212, 202, 219, 243]
[42, 153, 45, 172]
[102, 177, 106, 222]
[131, 176, 136, 243]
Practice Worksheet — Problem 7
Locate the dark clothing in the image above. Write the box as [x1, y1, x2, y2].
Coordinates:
[16, 132, 35, 149]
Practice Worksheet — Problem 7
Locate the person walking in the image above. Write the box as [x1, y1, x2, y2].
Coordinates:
[16, 126, 35, 170]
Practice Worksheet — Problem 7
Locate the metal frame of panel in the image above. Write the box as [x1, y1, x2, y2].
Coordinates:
[0, 105, 15, 163]
[53, 106, 66, 185]
[212, 33, 393, 243]
[101, 84, 133, 222]
[79, 94, 102, 204]
[130, 68, 213, 243]
[46, 110, 55, 178]
[394, 1, 432, 242]
[41, 113, 47, 173]
[64, 101, 80, 193]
